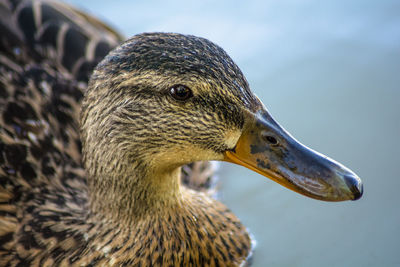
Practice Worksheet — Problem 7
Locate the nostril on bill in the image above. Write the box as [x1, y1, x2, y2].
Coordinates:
[344, 174, 363, 200]
[261, 131, 278, 146]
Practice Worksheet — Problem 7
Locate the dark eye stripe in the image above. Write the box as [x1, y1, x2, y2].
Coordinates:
[169, 85, 193, 101]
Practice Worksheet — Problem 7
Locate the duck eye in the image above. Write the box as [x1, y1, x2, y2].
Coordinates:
[169, 85, 193, 101]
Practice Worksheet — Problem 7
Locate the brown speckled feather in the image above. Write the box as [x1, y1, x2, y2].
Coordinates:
[0, 0, 252, 266]
[0, 0, 116, 264]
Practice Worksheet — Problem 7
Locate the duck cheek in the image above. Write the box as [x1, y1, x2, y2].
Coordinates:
[222, 128, 242, 151]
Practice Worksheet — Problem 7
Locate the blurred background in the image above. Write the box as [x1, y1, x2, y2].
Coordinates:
[66, 0, 400, 266]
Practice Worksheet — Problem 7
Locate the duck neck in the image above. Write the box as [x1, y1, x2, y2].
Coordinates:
[87, 158, 183, 224]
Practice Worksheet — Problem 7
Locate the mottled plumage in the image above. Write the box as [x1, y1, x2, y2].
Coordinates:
[0, 0, 364, 266]
[0, 0, 251, 266]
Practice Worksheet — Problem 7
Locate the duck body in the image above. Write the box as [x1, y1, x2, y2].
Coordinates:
[1, 188, 249, 266]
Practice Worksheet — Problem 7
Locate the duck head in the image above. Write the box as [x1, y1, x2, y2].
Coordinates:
[81, 32, 362, 219]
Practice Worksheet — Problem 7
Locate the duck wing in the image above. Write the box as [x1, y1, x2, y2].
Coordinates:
[0, 0, 122, 262]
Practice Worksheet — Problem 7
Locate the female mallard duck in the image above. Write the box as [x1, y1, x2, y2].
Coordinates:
[0, 0, 363, 266]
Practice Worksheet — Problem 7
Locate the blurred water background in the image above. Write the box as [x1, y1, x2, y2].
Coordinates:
[66, 0, 400, 266]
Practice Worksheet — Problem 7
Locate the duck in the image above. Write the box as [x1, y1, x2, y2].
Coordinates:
[0, 0, 363, 266]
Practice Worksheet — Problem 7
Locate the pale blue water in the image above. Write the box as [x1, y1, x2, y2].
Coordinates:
[67, 0, 400, 266]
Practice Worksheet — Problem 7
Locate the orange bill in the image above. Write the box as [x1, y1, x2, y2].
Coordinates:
[224, 110, 363, 201]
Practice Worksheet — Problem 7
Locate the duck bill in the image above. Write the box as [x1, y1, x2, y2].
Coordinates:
[224, 110, 363, 201]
